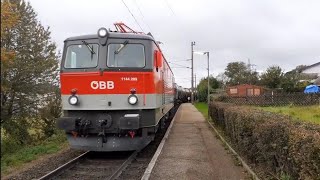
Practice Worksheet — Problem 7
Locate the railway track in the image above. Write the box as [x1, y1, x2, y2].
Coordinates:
[38, 107, 180, 180]
[38, 150, 137, 180]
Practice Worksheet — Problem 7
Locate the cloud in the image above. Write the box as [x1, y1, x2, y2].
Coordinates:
[29, 0, 320, 88]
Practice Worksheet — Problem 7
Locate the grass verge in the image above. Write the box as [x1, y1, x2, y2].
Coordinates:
[257, 105, 320, 124]
[1, 132, 67, 175]
[194, 102, 209, 120]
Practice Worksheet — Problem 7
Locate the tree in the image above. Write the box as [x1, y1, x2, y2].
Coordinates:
[224, 61, 259, 85]
[260, 66, 284, 89]
[1, 0, 19, 62]
[281, 71, 300, 92]
[196, 76, 220, 102]
[1, 0, 59, 145]
[216, 72, 229, 89]
[280, 65, 309, 92]
[295, 65, 307, 73]
[38, 87, 62, 137]
[1, 0, 19, 102]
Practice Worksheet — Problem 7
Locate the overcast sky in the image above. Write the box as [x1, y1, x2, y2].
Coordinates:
[28, 0, 320, 88]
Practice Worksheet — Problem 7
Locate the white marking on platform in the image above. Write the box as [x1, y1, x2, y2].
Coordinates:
[141, 106, 182, 180]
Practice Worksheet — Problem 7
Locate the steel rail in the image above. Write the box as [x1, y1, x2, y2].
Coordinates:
[38, 151, 90, 180]
[108, 150, 138, 180]
[38, 150, 137, 180]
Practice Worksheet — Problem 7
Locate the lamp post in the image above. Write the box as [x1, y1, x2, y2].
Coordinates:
[191, 42, 196, 104]
[194, 51, 210, 118]
[205, 52, 209, 104]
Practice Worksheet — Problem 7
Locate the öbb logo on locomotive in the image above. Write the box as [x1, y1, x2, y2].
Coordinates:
[90, 81, 115, 90]
[57, 22, 191, 152]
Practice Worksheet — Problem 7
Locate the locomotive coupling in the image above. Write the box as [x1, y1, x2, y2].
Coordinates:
[57, 114, 113, 132]
[97, 114, 112, 129]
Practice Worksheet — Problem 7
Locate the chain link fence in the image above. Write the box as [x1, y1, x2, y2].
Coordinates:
[213, 92, 320, 106]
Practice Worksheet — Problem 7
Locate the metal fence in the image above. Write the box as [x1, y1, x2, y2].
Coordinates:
[214, 93, 320, 106]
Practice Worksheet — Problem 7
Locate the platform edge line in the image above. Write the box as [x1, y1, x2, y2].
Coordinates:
[140, 106, 181, 180]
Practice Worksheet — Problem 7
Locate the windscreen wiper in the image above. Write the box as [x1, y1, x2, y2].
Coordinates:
[115, 40, 129, 54]
[82, 40, 96, 55]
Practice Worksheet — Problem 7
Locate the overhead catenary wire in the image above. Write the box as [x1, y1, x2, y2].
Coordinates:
[175, 77, 191, 80]
[193, 54, 210, 71]
[171, 66, 186, 68]
[160, 0, 195, 90]
[163, 0, 175, 15]
[168, 62, 191, 69]
[133, 0, 153, 33]
[171, 59, 191, 62]
[121, 0, 144, 32]
[161, 0, 185, 33]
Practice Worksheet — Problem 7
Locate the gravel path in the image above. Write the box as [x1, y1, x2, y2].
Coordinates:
[3, 147, 85, 180]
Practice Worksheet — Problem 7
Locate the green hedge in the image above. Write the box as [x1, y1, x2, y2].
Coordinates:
[209, 102, 320, 179]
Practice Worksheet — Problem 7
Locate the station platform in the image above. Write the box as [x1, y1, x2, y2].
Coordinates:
[144, 103, 247, 180]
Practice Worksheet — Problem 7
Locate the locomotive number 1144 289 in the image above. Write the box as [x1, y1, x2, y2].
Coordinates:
[121, 77, 138, 81]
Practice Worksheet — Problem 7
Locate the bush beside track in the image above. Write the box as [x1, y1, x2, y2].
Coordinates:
[209, 102, 320, 179]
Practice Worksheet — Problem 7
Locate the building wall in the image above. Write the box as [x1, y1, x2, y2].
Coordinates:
[302, 64, 320, 76]
[227, 84, 264, 97]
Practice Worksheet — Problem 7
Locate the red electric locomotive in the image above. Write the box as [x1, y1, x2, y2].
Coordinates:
[57, 23, 176, 151]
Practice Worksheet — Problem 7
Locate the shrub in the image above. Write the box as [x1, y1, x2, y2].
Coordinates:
[209, 102, 320, 179]
[1, 138, 23, 156]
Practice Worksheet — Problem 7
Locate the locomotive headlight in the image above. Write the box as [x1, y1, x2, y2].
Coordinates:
[98, 27, 108, 37]
[68, 96, 79, 105]
[128, 95, 138, 105]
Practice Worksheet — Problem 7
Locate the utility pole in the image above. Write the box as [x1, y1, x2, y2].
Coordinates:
[194, 50, 211, 117]
[194, 74, 197, 102]
[206, 52, 210, 104]
[191, 41, 195, 104]
[204, 52, 210, 119]
[194, 74, 197, 90]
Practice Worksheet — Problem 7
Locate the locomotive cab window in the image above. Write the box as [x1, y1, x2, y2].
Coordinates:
[107, 43, 145, 68]
[64, 43, 99, 68]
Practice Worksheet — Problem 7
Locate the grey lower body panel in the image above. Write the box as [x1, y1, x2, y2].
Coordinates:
[59, 101, 175, 152]
[62, 94, 174, 110]
[66, 134, 154, 152]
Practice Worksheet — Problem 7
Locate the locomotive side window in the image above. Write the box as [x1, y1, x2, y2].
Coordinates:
[64, 44, 99, 68]
[107, 44, 145, 68]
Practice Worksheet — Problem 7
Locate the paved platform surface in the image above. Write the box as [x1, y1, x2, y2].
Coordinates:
[150, 103, 247, 180]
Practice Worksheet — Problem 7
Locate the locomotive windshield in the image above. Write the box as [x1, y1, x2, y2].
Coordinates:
[64, 43, 99, 68]
[107, 43, 145, 68]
